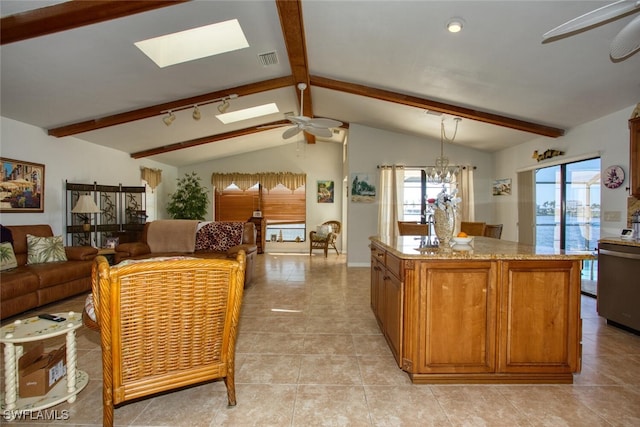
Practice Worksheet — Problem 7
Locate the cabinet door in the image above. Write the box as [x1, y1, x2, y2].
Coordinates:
[498, 260, 581, 374]
[371, 257, 385, 324]
[416, 261, 497, 374]
[630, 118, 640, 197]
[383, 271, 403, 364]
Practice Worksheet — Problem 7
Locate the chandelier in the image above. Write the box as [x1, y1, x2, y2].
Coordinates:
[425, 116, 461, 183]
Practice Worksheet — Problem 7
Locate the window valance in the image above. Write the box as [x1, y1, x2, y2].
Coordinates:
[140, 167, 162, 191]
[211, 172, 306, 191]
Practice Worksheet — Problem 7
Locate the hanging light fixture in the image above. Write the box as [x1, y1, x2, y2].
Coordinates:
[162, 111, 176, 126]
[425, 116, 461, 183]
[192, 105, 201, 121]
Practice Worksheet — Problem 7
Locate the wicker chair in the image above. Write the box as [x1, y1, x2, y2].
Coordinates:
[484, 224, 503, 239]
[92, 253, 246, 427]
[309, 220, 341, 257]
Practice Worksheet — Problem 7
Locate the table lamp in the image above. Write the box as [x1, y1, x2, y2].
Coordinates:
[71, 194, 100, 244]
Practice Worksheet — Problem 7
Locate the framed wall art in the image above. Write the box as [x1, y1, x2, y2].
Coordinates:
[351, 173, 376, 203]
[0, 158, 45, 213]
[317, 180, 334, 203]
[492, 178, 512, 196]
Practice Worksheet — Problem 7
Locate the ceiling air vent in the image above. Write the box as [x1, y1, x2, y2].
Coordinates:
[258, 51, 278, 66]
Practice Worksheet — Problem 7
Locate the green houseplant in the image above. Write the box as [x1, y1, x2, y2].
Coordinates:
[167, 172, 209, 220]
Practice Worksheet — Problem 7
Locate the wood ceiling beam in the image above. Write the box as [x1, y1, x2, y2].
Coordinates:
[130, 120, 292, 159]
[310, 76, 565, 138]
[275, 0, 315, 144]
[48, 76, 295, 137]
[1, 1, 190, 45]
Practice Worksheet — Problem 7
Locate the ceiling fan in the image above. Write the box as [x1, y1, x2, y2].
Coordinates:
[278, 83, 342, 139]
[542, 0, 640, 61]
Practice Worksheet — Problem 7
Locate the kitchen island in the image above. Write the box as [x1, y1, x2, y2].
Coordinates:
[370, 235, 594, 384]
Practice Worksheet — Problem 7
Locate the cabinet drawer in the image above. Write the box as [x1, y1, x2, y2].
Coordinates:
[386, 252, 403, 279]
[371, 245, 386, 264]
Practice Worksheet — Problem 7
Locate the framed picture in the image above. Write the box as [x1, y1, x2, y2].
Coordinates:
[492, 178, 512, 196]
[317, 180, 334, 203]
[350, 173, 376, 203]
[104, 237, 119, 249]
[0, 158, 45, 213]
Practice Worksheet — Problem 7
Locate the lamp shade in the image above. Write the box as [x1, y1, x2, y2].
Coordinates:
[72, 195, 100, 214]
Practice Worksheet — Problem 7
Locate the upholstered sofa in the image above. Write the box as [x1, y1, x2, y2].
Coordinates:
[114, 220, 258, 286]
[0, 224, 98, 320]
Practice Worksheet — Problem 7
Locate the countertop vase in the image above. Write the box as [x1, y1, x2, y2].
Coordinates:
[434, 207, 455, 247]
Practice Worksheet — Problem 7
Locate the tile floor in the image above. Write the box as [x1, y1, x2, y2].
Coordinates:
[2, 253, 640, 426]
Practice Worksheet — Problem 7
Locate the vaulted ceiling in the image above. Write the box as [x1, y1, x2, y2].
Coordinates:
[2, 1, 639, 167]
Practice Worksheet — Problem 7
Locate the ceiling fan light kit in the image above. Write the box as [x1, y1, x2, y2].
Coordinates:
[542, 0, 640, 61]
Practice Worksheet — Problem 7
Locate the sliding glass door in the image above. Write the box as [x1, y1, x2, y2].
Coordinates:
[535, 158, 600, 251]
[535, 158, 600, 294]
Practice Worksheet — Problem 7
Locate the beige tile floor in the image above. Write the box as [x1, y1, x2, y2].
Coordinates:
[2, 253, 640, 426]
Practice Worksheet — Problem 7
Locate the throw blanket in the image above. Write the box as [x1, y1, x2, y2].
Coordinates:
[146, 220, 200, 253]
[195, 222, 244, 252]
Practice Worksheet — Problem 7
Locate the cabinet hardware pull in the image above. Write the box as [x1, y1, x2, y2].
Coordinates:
[600, 248, 640, 260]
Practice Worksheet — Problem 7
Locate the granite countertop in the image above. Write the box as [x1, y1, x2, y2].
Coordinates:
[371, 235, 595, 261]
[598, 237, 640, 248]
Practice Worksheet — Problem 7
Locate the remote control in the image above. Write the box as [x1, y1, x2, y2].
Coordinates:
[38, 314, 66, 322]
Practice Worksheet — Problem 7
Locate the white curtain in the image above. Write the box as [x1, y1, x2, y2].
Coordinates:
[378, 166, 404, 238]
[457, 166, 475, 222]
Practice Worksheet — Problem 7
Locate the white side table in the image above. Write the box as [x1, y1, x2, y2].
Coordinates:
[1, 312, 89, 420]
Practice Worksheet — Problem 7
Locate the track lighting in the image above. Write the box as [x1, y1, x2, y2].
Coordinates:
[159, 94, 238, 126]
[162, 111, 175, 126]
[217, 99, 230, 114]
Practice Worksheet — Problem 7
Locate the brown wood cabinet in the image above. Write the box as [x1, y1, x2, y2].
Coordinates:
[630, 117, 640, 197]
[370, 240, 583, 384]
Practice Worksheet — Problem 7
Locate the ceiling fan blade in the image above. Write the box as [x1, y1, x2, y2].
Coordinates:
[307, 118, 343, 128]
[610, 14, 640, 59]
[288, 115, 310, 125]
[543, 0, 640, 40]
[302, 126, 333, 138]
[282, 126, 303, 139]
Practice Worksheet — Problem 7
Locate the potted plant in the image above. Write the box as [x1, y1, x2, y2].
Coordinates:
[167, 172, 209, 220]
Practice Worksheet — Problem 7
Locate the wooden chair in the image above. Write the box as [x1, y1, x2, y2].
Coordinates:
[309, 220, 341, 257]
[92, 252, 246, 427]
[398, 221, 430, 236]
[484, 224, 503, 239]
[460, 221, 486, 236]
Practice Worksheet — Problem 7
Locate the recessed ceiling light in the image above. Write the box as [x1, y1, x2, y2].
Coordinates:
[135, 19, 249, 68]
[447, 18, 465, 33]
[216, 103, 280, 124]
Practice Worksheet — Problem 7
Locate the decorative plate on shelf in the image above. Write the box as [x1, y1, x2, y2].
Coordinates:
[603, 165, 624, 189]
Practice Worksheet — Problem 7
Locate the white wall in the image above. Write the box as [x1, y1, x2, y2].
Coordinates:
[0, 117, 178, 235]
[346, 124, 494, 266]
[494, 105, 635, 241]
[181, 139, 345, 253]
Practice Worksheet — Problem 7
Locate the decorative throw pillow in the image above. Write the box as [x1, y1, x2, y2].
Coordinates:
[195, 222, 244, 252]
[0, 241, 18, 271]
[27, 234, 68, 264]
[316, 224, 332, 238]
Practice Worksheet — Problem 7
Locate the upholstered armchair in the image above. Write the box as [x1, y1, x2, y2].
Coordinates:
[91, 252, 246, 427]
[309, 220, 341, 257]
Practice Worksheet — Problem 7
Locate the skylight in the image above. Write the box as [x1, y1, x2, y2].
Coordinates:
[216, 103, 280, 124]
[135, 19, 249, 68]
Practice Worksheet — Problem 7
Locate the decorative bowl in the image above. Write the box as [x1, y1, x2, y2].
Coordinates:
[451, 236, 473, 245]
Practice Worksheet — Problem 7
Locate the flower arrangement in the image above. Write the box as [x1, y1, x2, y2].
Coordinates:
[427, 188, 460, 212]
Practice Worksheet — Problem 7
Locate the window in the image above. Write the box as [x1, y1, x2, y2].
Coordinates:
[402, 169, 454, 222]
[215, 182, 306, 242]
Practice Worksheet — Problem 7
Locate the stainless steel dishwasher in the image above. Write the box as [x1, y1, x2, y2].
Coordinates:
[597, 242, 640, 332]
